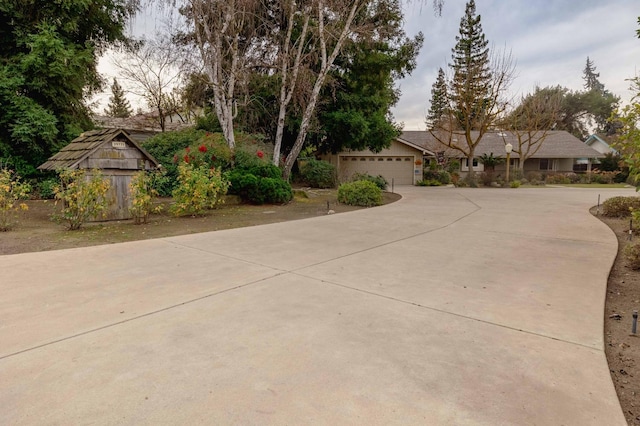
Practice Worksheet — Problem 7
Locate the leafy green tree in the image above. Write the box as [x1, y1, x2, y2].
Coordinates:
[613, 77, 640, 186]
[511, 83, 619, 140]
[312, 4, 423, 155]
[427, 68, 448, 130]
[0, 0, 138, 176]
[104, 78, 133, 118]
[205, 0, 423, 163]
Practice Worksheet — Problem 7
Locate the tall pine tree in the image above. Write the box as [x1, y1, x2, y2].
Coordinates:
[429, 0, 514, 179]
[581, 57, 619, 135]
[427, 68, 449, 130]
[449, 0, 491, 131]
[104, 78, 133, 118]
[583, 57, 604, 93]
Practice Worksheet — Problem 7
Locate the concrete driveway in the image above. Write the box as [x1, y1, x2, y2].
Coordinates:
[0, 186, 633, 425]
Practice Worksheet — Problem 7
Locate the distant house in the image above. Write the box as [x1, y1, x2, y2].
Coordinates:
[92, 114, 192, 144]
[584, 134, 617, 155]
[321, 130, 605, 185]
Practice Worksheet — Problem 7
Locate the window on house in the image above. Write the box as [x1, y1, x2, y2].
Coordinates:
[464, 158, 479, 168]
[539, 159, 554, 170]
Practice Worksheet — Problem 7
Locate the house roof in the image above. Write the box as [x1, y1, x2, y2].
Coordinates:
[38, 128, 159, 170]
[399, 130, 605, 159]
[585, 134, 617, 154]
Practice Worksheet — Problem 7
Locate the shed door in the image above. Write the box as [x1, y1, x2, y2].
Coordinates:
[340, 156, 414, 185]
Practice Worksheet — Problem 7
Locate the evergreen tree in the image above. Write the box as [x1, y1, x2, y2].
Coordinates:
[583, 57, 604, 93]
[0, 1, 138, 176]
[426, 68, 449, 130]
[104, 78, 133, 118]
[431, 0, 515, 179]
[449, 0, 491, 132]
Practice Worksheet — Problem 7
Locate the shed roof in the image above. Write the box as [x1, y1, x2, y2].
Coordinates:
[399, 130, 605, 159]
[38, 128, 159, 170]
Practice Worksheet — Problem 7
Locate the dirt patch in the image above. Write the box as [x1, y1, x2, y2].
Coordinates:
[594, 209, 640, 425]
[0, 189, 401, 256]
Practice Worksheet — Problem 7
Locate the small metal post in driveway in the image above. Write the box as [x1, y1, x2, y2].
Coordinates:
[633, 310, 638, 335]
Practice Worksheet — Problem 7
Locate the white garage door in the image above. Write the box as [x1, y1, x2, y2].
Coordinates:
[340, 156, 414, 185]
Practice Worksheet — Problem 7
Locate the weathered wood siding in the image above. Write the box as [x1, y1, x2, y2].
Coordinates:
[78, 136, 154, 171]
[82, 136, 154, 221]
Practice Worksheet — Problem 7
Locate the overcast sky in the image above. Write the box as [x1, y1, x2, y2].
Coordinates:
[98, 1, 640, 132]
[395, 0, 640, 130]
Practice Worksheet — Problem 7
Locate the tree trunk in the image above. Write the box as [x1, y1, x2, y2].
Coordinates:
[273, 8, 310, 166]
[467, 147, 475, 180]
[282, 1, 360, 180]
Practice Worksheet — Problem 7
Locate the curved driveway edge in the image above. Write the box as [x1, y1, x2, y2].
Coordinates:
[0, 186, 632, 424]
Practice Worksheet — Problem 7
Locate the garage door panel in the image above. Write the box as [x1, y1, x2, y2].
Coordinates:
[340, 156, 414, 185]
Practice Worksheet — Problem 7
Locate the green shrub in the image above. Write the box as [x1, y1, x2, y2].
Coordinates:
[602, 196, 640, 217]
[624, 242, 640, 270]
[52, 169, 110, 230]
[36, 177, 58, 199]
[170, 163, 229, 217]
[461, 175, 479, 188]
[254, 178, 293, 204]
[545, 174, 571, 184]
[591, 171, 617, 184]
[299, 159, 337, 188]
[0, 169, 31, 231]
[446, 159, 461, 174]
[416, 179, 442, 187]
[508, 169, 524, 181]
[510, 180, 521, 188]
[143, 129, 269, 196]
[228, 167, 292, 205]
[234, 149, 263, 170]
[244, 163, 282, 179]
[479, 171, 494, 186]
[338, 180, 382, 207]
[142, 128, 207, 196]
[565, 172, 581, 183]
[129, 171, 162, 224]
[525, 171, 542, 182]
[615, 169, 630, 183]
[423, 170, 451, 185]
[351, 172, 388, 190]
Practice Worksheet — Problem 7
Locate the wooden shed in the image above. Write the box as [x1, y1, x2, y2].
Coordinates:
[39, 128, 159, 221]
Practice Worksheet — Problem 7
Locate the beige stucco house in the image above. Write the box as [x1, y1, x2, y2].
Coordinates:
[322, 130, 605, 184]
